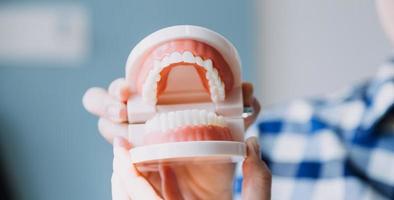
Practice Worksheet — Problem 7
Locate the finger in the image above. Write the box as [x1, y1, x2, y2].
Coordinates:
[114, 137, 132, 149]
[113, 138, 134, 176]
[108, 78, 131, 102]
[98, 118, 128, 143]
[113, 138, 162, 200]
[242, 82, 254, 106]
[112, 173, 130, 200]
[159, 165, 183, 200]
[242, 137, 271, 200]
[244, 98, 261, 129]
[83, 87, 128, 122]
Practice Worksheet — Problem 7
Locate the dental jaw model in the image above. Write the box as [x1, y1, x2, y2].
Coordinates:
[126, 25, 245, 164]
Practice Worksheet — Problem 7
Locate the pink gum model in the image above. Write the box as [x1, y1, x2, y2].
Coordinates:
[125, 25, 244, 148]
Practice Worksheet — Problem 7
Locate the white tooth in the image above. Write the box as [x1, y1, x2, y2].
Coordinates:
[168, 112, 175, 129]
[183, 111, 190, 125]
[187, 110, 194, 124]
[161, 56, 170, 69]
[143, 83, 157, 105]
[170, 52, 182, 63]
[211, 94, 219, 103]
[153, 62, 161, 72]
[212, 84, 218, 91]
[203, 59, 213, 71]
[193, 110, 200, 125]
[176, 111, 183, 127]
[142, 92, 150, 102]
[150, 114, 158, 129]
[220, 80, 225, 89]
[218, 116, 225, 126]
[153, 60, 161, 69]
[142, 81, 149, 91]
[214, 114, 220, 125]
[208, 70, 217, 81]
[142, 95, 147, 102]
[185, 111, 190, 125]
[147, 69, 156, 77]
[149, 93, 155, 99]
[155, 117, 161, 131]
[205, 71, 212, 80]
[155, 75, 161, 82]
[152, 68, 160, 75]
[149, 117, 158, 132]
[214, 79, 221, 88]
[218, 82, 225, 98]
[219, 92, 225, 100]
[182, 51, 195, 63]
[190, 110, 196, 125]
[195, 56, 204, 66]
[160, 114, 167, 132]
[208, 88, 214, 94]
[145, 74, 153, 84]
[207, 112, 215, 124]
[209, 90, 216, 99]
[205, 69, 223, 102]
[213, 112, 219, 124]
[144, 79, 152, 90]
[208, 79, 216, 88]
[145, 119, 152, 132]
[212, 68, 219, 78]
[199, 110, 207, 124]
[147, 75, 157, 87]
[211, 114, 216, 125]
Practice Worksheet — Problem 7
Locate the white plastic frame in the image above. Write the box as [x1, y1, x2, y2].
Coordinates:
[125, 25, 246, 164]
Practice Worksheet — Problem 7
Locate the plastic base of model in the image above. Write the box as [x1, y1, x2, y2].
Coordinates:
[129, 141, 246, 164]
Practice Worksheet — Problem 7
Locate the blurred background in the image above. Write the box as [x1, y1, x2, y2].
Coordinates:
[0, 0, 391, 199]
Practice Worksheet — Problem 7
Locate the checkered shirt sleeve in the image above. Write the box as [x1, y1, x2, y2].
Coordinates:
[233, 58, 394, 200]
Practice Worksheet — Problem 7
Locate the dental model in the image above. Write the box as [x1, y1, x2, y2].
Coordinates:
[125, 25, 246, 164]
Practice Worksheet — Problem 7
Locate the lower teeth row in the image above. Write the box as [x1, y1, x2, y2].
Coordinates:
[145, 109, 226, 133]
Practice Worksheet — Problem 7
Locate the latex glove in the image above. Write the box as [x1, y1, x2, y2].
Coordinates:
[111, 136, 271, 200]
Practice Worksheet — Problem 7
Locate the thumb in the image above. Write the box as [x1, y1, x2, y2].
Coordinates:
[159, 165, 183, 200]
[242, 137, 271, 200]
[113, 137, 162, 200]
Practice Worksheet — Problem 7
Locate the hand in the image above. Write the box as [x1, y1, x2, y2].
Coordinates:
[82, 78, 267, 199]
[112, 137, 271, 200]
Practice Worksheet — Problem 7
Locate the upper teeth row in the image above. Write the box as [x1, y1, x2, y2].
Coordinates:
[145, 109, 226, 133]
[142, 51, 226, 105]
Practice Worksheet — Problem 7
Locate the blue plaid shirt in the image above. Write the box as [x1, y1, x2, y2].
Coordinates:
[234, 58, 394, 200]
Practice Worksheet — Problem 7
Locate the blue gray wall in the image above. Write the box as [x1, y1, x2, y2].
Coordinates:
[257, 0, 392, 105]
[0, 0, 256, 199]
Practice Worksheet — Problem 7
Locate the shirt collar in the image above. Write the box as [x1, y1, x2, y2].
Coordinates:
[361, 55, 394, 130]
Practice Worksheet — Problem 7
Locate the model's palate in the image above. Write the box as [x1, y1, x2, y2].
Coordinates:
[142, 51, 226, 105]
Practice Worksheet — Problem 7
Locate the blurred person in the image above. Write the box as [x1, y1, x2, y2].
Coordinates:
[233, 0, 393, 199]
[83, 0, 393, 199]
